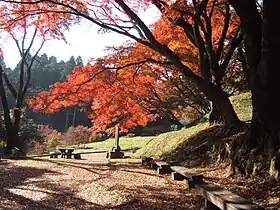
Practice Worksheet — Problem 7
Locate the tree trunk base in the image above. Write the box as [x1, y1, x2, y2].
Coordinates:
[209, 105, 224, 125]
[230, 129, 280, 180]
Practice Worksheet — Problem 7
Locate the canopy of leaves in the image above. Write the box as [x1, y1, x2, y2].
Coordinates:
[2, 0, 243, 133]
[27, 35, 208, 134]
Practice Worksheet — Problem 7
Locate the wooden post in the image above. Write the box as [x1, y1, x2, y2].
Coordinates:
[115, 125, 120, 151]
[106, 125, 124, 158]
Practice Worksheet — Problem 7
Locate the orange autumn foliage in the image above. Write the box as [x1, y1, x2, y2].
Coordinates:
[27, 61, 156, 134]
[21, 0, 240, 133]
[26, 11, 207, 133]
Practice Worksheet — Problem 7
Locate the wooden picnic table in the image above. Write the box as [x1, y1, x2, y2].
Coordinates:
[57, 148, 75, 158]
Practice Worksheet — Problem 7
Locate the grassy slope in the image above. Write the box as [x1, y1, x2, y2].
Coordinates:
[229, 92, 252, 122]
[133, 123, 209, 158]
[78, 92, 252, 158]
[133, 92, 252, 158]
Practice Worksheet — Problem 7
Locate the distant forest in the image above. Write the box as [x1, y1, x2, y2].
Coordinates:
[4, 53, 91, 132]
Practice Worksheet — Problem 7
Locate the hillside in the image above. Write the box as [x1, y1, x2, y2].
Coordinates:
[81, 92, 252, 164]
[133, 92, 252, 164]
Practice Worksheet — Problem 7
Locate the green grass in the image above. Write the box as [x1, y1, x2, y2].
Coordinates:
[74, 92, 252, 159]
[133, 122, 209, 158]
[133, 92, 252, 158]
[75, 136, 154, 153]
[230, 92, 252, 122]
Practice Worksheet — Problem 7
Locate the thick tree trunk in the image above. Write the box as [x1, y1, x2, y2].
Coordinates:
[229, 0, 280, 178]
[0, 66, 21, 155]
[209, 102, 224, 124]
[249, 0, 280, 165]
[13, 108, 21, 134]
[197, 80, 242, 127]
[6, 127, 19, 151]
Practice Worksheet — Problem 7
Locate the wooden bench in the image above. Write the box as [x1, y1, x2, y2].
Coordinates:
[57, 148, 75, 158]
[49, 151, 60, 158]
[152, 161, 172, 174]
[195, 183, 264, 210]
[72, 152, 81, 159]
[170, 166, 204, 188]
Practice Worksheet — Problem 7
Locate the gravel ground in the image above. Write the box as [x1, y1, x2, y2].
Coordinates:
[0, 153, 203, 210]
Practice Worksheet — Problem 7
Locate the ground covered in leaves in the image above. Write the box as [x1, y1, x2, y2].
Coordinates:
[162, 124, 280, 209]
[1, 149, 279, 209]
[0, 153, 204, 210]
[203, 164, 280, 209]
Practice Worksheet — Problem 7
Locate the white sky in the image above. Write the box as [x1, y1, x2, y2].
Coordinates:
[1, 7, 160, 69]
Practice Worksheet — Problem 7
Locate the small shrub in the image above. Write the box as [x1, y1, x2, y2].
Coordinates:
[28, 125, 62, 155]
[49, 138, 60, 148]
[89, 133, 104, 142]
[62, 126, 92, 146]
[18, 121, 44, 153]
[32, 141, 48, 154]
[40, 125, 62, 149]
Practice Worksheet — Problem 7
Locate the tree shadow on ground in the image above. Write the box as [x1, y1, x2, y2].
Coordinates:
[29, 156, 160, 179]
[0, 161, 118, 209]
[28, 157, 113, 175]
[0, 158, 205, 210]
[204, 173, 280, 209]
[103, 183, 204, 210]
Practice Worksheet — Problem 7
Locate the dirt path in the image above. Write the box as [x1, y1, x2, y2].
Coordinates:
[0, 153, 202, 210]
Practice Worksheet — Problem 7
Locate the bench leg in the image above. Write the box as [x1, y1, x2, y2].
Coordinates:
[186, 180, 195, 189]
[142, 160, 152, 167]
[204, 200, 220, 210]
[157, 167, 165, 174]
[66, 153, 72, 158]
[171, 172, 185, 180]
[157, 167, 172, 174]
[74, 154, 81, 159]
[192, 175, 204, 185]
[150, 162, 158, 170]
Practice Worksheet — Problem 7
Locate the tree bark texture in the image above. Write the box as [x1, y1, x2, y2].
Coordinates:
[228, 0, 280, 178]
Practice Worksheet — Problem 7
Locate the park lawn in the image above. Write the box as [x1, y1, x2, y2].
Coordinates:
[229, 91, 252, 122]
[75, 92, 252, 159]
[133, 122, 209, 158]
[133, 92, 252, 158]
[75, 136, 154, 153]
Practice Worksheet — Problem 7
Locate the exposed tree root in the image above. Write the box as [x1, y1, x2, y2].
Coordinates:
[230, 128, 280, 181]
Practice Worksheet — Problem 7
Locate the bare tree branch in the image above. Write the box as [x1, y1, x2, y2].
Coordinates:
[216, 2, 230, 60]
[2, 72, 17, 98]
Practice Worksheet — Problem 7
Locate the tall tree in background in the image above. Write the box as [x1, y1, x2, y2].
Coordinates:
[8, 52, 88, 132]
[152, 0, 243, 124]
[27, 55, 210, 133]
[0, 0, 242, 127]
[27, 22, 213, 134]
[0, 26, 44, 154]
[60, 56, 78, 81]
